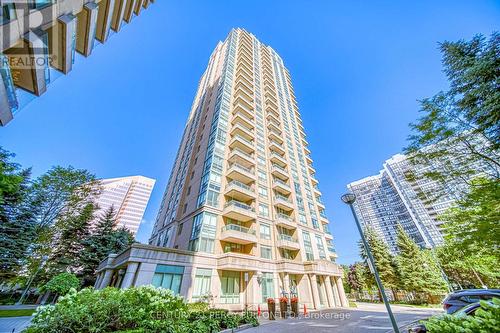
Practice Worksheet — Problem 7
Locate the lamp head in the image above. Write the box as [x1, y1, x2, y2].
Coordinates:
[341, 193, 356, 204]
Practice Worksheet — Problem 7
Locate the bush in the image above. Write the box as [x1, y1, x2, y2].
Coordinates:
[187, 301, 209, 312]
[423, 298, 500, 333]
[24, 286, 259, 333]
[40, 272, 80, 296]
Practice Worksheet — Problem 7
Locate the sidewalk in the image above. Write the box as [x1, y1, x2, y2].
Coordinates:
[0, 305, 38, 310]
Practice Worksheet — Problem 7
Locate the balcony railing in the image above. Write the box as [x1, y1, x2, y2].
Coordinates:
[226, 180, 252, 192]
[232, 134, 253, 146]
[228, 162, 254, 175]
[272, 164, 287, 173]
[273, 179, 290, 188]
[275, 194, 292, 203]
[277, 213, 293, 221]
[222, 224, 256, 235]
[224, 200, 255, 212]
[278, 234, 298, 243]
[230, 148, 254, 160]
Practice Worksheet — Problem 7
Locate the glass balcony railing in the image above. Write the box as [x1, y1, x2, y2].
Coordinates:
[278, 234, 298, 243]
[226, 180, 252, 192]
[222, 224, 256, 235]
[230, 148, 254, 160]
[273, 179, 290, 188]
[232, 134, 253, 146]
[225, 200, 255, 212]
[327, 246, 336, 252]
[272, 164, 287, 173]
[276, 213, 293, 221]
[228, 162, 254, 175]
[275, 194, 292, 203]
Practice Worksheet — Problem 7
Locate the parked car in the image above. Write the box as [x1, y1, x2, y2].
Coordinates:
[408, 300, 494, 333]
[442, 289, 500, 314]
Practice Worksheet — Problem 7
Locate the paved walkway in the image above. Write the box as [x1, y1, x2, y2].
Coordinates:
[0, 316, 33, 333]
[248, 302, 442, 333]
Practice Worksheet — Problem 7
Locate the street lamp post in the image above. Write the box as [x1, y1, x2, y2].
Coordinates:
[341, 193, 400, 333]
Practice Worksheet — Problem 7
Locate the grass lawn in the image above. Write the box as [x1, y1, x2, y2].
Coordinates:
[0, 309, 36, 317]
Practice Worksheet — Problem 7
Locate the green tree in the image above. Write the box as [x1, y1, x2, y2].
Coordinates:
[359, 228, 400, 298]
[439, 177, 500, 257]
[40, 272, 80, 297]
[0, 147, 36, 281]
[46, 202, 97, 277]
[406, 33, 499, 194]
[347, 263, 366, 293]
[395, 226, 447, 297]
[79, 206, 134, 286]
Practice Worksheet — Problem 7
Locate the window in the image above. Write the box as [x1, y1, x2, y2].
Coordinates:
[1, 3, 16, 24]
[260, 245, 272, 259]
[259, 224, 271, 240]
[261, 272, 274, 302]
[302, 231, 314, 261]
[258, 186, 268, 198]
[187, 186, 191, 195]
[224, 242, 244, 253]
[258, 204, 269, 217]
[152, 265, 184, 294]
[177, 223, 183, 235]
[162, 228, 172, 247]
[315, 234, 326, 259]
[258, 170, 267, 181]
[183, 203, 187, 213]
[220, 271, 240, 304]
[188, 212, 217, 253]
[192, 268, 212, 301]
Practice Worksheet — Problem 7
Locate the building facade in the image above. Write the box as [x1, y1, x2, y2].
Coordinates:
[95, 29, 348, 311]
[93, 176, 155, 236]
[1, 0, 154, 125]
[347, 153, 457, 254]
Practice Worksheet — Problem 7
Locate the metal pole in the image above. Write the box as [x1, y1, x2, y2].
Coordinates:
[347, 203, 401, 333]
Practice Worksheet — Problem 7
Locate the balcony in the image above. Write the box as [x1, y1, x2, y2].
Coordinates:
[268, 129, 283, 144]
[274, 195, 294, 211]
[220, 224, 257, 245]
[308, 164, 316, 174]
[325, 231, 333, 240]
[266, 111, 280, 125]
[275, 213, 296, 230]
[270, 152, 287, 168]
[310, 176, 318, 185]
[316, 197, 326, 209]
[272, 179, 291, 195]
[267, 120, 281, 134]
[313, 185, 321, 196]
[230, 123, 254, 141]
[228, 148, 254, 168]
[232, 111, 254, 130]
[225, 180, 256, 201]
[276, 234, 300, 251]
[223, 200, 257, 222]
[271, 164, 289, 181]
[229, 134, 254, 154]
[227, 162, 255, 183]
[235, 73, 253, 89]
[269, 140, 285, 155]
[305, 154, 313, 164]
[233, 98, 254, 119]
[234, 81, 253, 97]
[234, 87, 253, 105]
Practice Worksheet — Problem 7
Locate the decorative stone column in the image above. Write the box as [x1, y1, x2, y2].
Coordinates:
[120, 262, 139, 289]
[283, 273, 290, 296]
[94, 272, 103, 288]
[335, 277, 348, 307]
[324, 276, 336, 308]
[331, 276, 341, 307]
[308, 274, 320, 310]
[98, 269, 114, 289]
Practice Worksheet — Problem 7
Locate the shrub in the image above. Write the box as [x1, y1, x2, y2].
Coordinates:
[187, 301, 209, 312]
[40, 273, 80, 296]
[423, 298, 500, 333]
[240, 311, 259, 327]
[24, 286, 259, 333]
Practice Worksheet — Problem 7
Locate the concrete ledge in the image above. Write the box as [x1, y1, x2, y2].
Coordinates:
[219, 323, 254, 333]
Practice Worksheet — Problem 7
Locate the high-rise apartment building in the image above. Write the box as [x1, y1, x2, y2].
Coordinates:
[93, 176, 155, 236]
[1, 0, 154, 125]
[347, 153, 457, 254]
[95, 29, 347, 311]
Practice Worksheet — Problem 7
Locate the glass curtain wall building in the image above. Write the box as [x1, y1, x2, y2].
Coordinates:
[95, 28, 348, 311]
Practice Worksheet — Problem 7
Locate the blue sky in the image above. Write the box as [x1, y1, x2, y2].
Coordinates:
[1, 0, 499, 265]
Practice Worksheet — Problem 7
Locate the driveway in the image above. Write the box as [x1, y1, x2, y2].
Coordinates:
[0, 316, 33, 333]
[248, 302, 443, 333]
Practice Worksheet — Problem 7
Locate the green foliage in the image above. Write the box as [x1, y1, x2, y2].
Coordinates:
[440, 177, 500, 258]
[424, 298, 500, 333]
[240, 311, 259, 327]
[395, 227, 447, 295]
[0, 147, 36, 281]
[79, 206, 134, 286]
[406, 33, 499, 193]
[186, 301, 209, 312]
[359, 228, 399, 291]
[24, 286, 259, 333]
[40, 273, 80, 296]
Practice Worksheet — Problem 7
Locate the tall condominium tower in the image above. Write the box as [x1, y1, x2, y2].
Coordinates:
[1, 0, 155, 125]
[93, 176, 155, 236]
[95, 29, 348, 311]
[347, 153, 457, 254]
